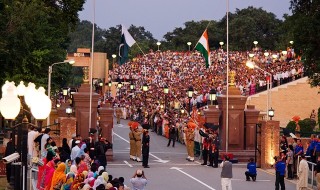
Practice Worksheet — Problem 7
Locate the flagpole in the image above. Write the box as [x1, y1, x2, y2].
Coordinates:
[226, 0, 229, 153]
[89, 0, 95, 133]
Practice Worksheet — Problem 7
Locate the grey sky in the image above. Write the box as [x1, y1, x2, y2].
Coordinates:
[79, 0, 291, 40]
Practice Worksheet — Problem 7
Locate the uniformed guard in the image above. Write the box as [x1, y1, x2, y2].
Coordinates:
[212, 132, 220, 167]
[129, 127, 137, 161]
[186, 126, 195, 162]
[133, 127, 143, 162]
[201, 129, 211, 165]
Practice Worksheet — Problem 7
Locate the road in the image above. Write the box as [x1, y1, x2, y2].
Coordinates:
[107, 118, 297, 190]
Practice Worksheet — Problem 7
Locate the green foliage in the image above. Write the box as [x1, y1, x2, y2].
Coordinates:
[289, 0, 320, 87]
[286, 121, 297, 133]
[298, 118, 314, 137]
[0, 0, 85, 89]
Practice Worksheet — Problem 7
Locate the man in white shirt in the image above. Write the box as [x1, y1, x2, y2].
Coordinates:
[28, 126, 39, 158]
[70, 140, 81, 162]
[40, 128, 51, 158]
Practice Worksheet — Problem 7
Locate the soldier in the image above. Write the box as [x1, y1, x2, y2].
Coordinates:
[115, 105, 123, 124]
[201, 129, 211, 166]
[186, 126, 195, 162]
[129, 127, 137, 161]
[133, 127, 143, 162]
[212, 133, 220, 168]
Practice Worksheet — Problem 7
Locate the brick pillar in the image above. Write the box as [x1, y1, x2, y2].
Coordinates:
[51, 117, 76, 147]
[203, 105, 221, 125]
[217, 86, 247, 150]
[244, 105, 260, 150]
[73, 84, 100, 139]
[260, 120, 280, 169]
[98, 103, 114, 161]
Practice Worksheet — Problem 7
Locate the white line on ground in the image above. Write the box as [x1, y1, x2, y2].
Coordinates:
[124, 160, 133, 168]
[170, 167, 216, 190]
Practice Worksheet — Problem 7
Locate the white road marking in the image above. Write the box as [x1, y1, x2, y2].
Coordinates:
[195, 161, 202, 164]
[113, 132, 170, 163]
[170, 167, 216, 190]
[124, 160, 133, 167]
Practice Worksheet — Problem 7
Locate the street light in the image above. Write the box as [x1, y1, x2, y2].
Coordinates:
[112, 54, 117, 68]
[47, 60, 74, 126]
[264, 51, 269, 57]
[187, 86, 194, 114]
[253, 41, 258, 46]
[289, 41, 294, 45]
[246, 61, 272, 120]
[219, 41, 224, 49]
[268, 107, 275, 120]
[142, 83, 148, 106]
[163, 85, 169, 111]
[0, 81, 51, 190]
[116, 77, 122, 101]
[209, 88, 217, 105]
[66, 106, 73, 117]
[187, 42, 192, 51]
[130, 81, 135, 91]
[156, 42, 161, 51]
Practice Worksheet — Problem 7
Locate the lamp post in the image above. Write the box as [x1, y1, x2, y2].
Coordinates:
[163, 85, 169, 111]
[130, 80, 135, 104]
[187, 42, 192, 51]
[246, 61, 272, 120]
[108, 80, 112, 99]
[219, 41, 224, 49]
[47, 60, 74, 126]
[66, 106, 73, 117]
[268, 107, 275, 120]
[209, 88, 217, 106]
[112, 54, 117, 66]
[142, 83, 148, 106]
[116, 77, 122, 102]
[156, 42, 161, 51]
[0, 81, 51, 190]
[187, 86, 194, 114]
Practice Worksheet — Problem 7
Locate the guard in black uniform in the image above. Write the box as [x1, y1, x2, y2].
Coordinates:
[142, 130, 150, 168]
[212, 133, 220, 168]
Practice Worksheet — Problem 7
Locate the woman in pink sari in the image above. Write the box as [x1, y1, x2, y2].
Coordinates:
[37, 151, 55, 189]
[39, 159, 60, 190]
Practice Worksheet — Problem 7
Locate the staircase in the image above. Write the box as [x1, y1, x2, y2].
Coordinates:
[246, 77, 320, 127]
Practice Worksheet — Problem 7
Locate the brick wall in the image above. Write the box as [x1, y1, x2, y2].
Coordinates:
[246, 77, 320, 127]
[51, 117, 76, 147]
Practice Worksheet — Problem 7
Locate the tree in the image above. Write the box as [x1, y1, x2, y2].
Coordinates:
[218, 7, 283, 51]
[0, 0, 85, 91]
[289, 0, 320, 87]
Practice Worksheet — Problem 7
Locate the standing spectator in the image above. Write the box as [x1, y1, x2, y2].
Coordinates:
[130, 169, 147, 190]
[297, 155, 308, 190]
[61, 138, 71, 156]
[275, 156, 286, 190]
[167, 124, 176, 147]
[142, 130, 150, 168]
[70, 140, 81, 162]
[245, 158, 257, 181]
[95, 137, 109, 167]
[40, 128, 51, 158]
[294, 139, 304, 175]
[286, 145, 294, 180]
[28, 126, 39, 158]
[220, 155, 233, 190]
[314, 156, 320, 190]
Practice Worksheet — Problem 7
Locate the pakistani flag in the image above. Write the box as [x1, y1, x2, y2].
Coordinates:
[195, 29, 210, 68]
[119, 25, 136, 64]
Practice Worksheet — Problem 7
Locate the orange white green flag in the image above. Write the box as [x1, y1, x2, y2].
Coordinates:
[195, 29, 210, 68]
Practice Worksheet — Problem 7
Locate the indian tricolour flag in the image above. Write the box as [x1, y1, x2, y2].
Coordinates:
[119, 25, 136, 65]
[195, 29, 210, 68]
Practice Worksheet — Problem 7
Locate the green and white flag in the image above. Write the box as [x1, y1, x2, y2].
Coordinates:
[195, 29, 210, 68]
[119, 25, 136, 64]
